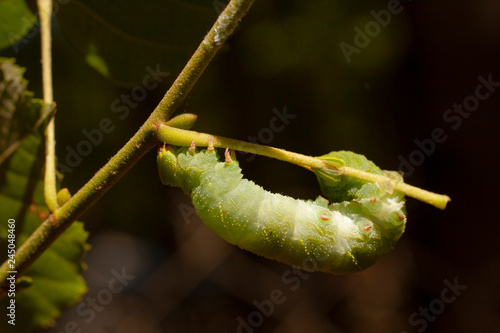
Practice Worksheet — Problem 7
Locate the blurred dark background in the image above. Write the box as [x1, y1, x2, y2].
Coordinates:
[3, 0, 500, 332]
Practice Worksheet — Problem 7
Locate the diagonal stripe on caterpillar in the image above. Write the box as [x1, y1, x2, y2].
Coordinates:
[157, 143, 407, 274]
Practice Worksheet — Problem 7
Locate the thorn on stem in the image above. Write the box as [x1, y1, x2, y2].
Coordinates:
[208, 138, 214, 153]
[224, 148, 232, 164]
[189, 140, 196, 154]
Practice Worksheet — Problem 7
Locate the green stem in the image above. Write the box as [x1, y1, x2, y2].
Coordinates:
[37, 0, 58, 212]
[0, 0, 256, 290]
[157, 125, 451, 209]
[339, 167, 450, 209]
[158, 125, 336, 170]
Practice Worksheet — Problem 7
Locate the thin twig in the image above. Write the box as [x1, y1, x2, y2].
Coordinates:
[157, 125, 451, 209]
[37, 0, 58, 212]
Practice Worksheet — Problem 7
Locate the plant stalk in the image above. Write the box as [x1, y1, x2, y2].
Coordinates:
[157, 125, 451, 209]
[37, 0, 58, 212]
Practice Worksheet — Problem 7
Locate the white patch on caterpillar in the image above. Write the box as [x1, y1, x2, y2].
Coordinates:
[373, 197, 405, 220]
[291, 200, 319, 240]
[330, 211, 358, 251]
[257, 191, 294, 235]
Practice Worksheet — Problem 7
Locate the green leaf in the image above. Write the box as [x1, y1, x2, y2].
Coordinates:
[0, 58, 48, 165]
[56, 0, 220, 87]
[0, 58, 89, 332]
[0, 0, 37, 50]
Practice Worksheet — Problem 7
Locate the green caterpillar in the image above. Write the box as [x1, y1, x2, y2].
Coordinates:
[157, 144, 407, 274]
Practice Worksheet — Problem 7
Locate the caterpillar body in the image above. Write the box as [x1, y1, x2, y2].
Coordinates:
[157, 145, 407, 274]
